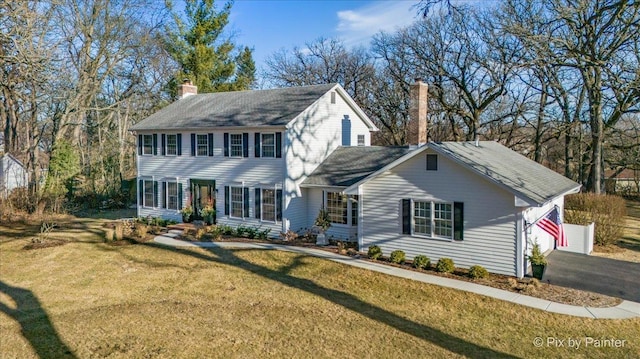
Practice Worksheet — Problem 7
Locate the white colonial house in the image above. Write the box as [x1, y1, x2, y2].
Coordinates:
[131, 80, 581, 277]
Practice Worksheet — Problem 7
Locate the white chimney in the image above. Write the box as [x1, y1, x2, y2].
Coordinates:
[177, 79, 197, 99]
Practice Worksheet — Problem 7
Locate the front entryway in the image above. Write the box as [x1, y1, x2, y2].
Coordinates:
[190, 179, 216, 221]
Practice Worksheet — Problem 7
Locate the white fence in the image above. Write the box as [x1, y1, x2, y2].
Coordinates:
[559, 223, 595, 255]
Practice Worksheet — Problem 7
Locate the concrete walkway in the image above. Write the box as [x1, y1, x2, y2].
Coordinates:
[154, 231, 640, 319]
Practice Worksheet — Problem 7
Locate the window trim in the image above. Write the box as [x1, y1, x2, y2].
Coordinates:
[142, 179, 155, 208]
[261, 188, 277, 222]
[166, 134, 178, 156]
[406, 199, 454, 241]
[229, 133, 244, 158]
[196, 134, 209, 157]
[229, 186, 244, 218]
[323, 191, 358, 227]
[260, 133, 276, 158]
[142, 134, 153, 156]
[165, 181, 179, 210]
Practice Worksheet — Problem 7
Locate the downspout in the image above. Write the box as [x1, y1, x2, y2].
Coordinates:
[516, 209, 525, 278]
[357, 185, 363, 251]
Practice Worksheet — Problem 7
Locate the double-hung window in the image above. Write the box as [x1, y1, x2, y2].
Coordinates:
[230, 134, 243, 157]
[324, 191, 358, 226]
[166, 182, 178, 210]
[261, 189, 276, 221]
[196, 134, 208, 156]
[230, 186, 244, 218]
[166, 134, 178, 156]
[403, 199, 462, 240]
[142, 135, 153, 155]
[261, 133, 275, 158]
[139, 179, 158, 208]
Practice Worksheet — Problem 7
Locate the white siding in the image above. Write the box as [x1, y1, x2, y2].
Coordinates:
[137, 128, 286, 236]
[305, 187, 357, 240]
[361, 149, 519, 276]
[284, 89, 372, 231]
[1, 155, 27, 197]
[523, 196, 565, 255]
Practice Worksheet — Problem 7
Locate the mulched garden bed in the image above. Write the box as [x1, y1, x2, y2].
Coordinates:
[125, 225, 623, 308]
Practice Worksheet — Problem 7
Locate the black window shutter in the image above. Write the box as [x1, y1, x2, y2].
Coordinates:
[242, 133, 249, 157]
[426, 154, 438, 171]
[153, 134, 158, 155]
[153, 181, 158, 207]
[454, 202, 464, 240]
[255, 188, 261, 219]
[190, 133, 196, 156]
[224, 186, 229, 215]
[177, 134, 182, 156]
[243, 187, 250, 217]
[162, 182, 167, 208]
[161, 134, 166, 156]
[402, 199, 411, 234]
[275, 132, 282, 158]
[178, 183, 183, 209]
[138, 179, 143, 206]
[137, 135, 142, 155]
[223, 133, 229, 157]
[254, 133, 261, 158]
[276, 189, 283, 221]
[208, 133, 214, 156]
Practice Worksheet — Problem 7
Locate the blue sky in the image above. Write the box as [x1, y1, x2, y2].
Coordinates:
[227, 0, 420, 72]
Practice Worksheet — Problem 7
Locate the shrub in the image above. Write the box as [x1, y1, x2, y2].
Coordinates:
[435, 258, 455, 273]
[468, 265, 489, 279]
[256, 228, 270, 240]
[389, 250, 405, 264]
[134, 223, 148, 238]
[195, 227, 207, 241]
[114, 222, 124, 241]
[220, 225, 235, 236]
[412, 255, 430, 269]
[565, 193, 627, 246]
[367, 245, 382, 260]
[207, 226, 223, 241]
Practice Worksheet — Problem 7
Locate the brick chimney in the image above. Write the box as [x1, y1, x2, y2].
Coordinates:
[177, 79, 197, 99]
[408, 78, 428, 146]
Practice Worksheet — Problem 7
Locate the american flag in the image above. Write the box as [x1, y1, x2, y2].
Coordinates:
[536, 207, 568, 247]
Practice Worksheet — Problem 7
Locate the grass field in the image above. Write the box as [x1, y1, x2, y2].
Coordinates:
[1, 212, 639, 358]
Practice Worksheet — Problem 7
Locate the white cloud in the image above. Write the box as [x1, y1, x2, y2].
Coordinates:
[336, 1, 417, 47]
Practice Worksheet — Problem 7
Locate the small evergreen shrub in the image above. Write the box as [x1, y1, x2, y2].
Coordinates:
[564, 193, 626, 246]
[220, 225, 235, 235]
[389, 250, 405, 264]
[368, 245, 382, 260]
[413, 255, 430, 269]
[468, 265, 489, 279]
[257, 228, 270, 240]
[435, 257, 455, 273]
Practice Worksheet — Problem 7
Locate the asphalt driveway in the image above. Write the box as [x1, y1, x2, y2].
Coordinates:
[543, 251, 640, 302]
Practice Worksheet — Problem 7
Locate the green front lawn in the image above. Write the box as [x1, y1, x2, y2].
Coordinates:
[1, 215, 638, 358]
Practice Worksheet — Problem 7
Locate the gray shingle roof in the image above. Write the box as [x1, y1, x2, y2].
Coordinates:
[302, 146, 413, 187]
[430, 141, 581, 205]
[304, 141, 580, 206]
[131, 83, 338, 130]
